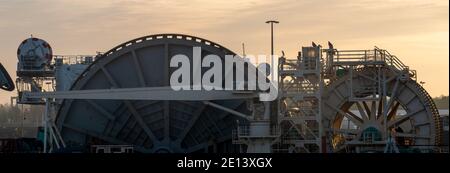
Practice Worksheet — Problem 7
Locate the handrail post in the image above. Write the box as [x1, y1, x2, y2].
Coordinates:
[374, 49, 377, 62]
[364, 50, 367, 62]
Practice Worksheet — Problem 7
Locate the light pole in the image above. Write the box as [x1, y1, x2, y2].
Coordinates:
[266, 20, 279, 58]
[266, 20, 279, 82]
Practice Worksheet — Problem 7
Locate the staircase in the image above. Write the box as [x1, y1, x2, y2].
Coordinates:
[376, 47, 417, 81]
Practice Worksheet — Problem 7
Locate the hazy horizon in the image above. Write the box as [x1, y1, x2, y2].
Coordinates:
[0, 0, 448, 104]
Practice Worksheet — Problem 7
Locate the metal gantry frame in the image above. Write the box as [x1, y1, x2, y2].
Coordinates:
[276, 46, 323, 153]
[323, 47, 397, 152]
[42, 98, 66, 153]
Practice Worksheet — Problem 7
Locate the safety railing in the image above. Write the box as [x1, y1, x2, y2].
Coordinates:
[53, 55, 97, 65]
[334, 49, 382, 63]
[329, 47, 414, 77]
[279, 59, 300, 71]
[282, 82, 319, 94]
[233, 125, 280, 138]
[280, 59, 320, 71]
[381, 48, 409, 72]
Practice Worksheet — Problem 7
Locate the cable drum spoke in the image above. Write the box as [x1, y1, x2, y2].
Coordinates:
[370, 100, 376, 121]
[386, 102, 401, 122]
[377, 98, 383, 120]
[355, 102, 369, 122]
[388, 108, 424, 128]
[362, 101, 372, 119]
[345, 110, 364, 125]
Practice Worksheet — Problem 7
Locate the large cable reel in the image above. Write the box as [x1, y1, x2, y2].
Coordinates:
[322, 67, 441, 153]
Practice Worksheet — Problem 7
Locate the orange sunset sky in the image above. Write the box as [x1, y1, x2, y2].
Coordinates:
[0, 0, 448, 104]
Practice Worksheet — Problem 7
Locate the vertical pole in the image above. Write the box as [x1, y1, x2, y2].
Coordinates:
[271, 23, 275, 82]
[377, 67, 381, 98]
[265, 20, 279, 122]
[266, 20, 279, 82]
[21, 104, 24, 138]
[349, 66, 353, 99]
[382, 71, 388, 140]
[43, 98, 49, 153]
[318, 52, 323, 152]
[264, 20, 278, 153]
[271, 23, 274, 57]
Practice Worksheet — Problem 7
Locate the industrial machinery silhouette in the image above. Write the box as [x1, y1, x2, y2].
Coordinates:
[0, 63, 14, 91]
[15, 34, 442, 153]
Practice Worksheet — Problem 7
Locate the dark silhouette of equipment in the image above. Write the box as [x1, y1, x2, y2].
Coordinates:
[0, 63, 15, 91]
